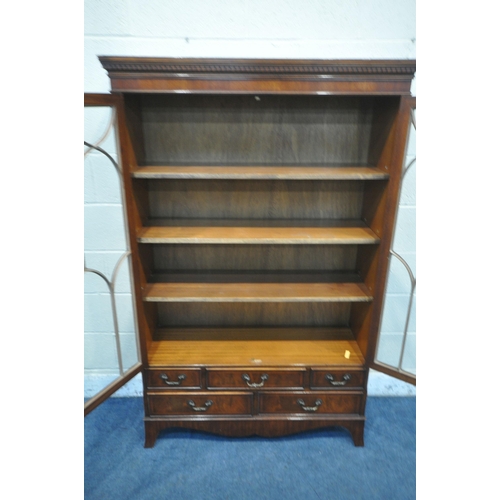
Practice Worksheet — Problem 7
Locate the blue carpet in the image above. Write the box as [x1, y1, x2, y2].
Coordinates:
[85, 397, 415, 499]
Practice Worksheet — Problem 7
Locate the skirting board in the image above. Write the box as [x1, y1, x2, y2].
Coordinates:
[84, 369, 416, 399]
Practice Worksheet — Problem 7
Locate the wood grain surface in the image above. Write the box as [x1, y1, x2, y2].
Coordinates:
[143, 282, 373, 302]
[138, 226, 379, 244]
[146, 179, 364, 220]
[151, 243, 358, 272]
[139, 95, 375, 166]
[132, 165, 389, 180]
[156, 302, 352, 327]
[148, 327, 364, 366]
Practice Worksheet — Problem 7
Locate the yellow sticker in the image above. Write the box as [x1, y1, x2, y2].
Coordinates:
[344, 350, 351, 359]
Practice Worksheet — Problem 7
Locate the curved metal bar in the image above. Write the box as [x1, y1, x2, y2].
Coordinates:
[84, 266, 112, 291]
[84, 262, 124, 376]
[111, 251, 132, 289]
[389, 250, 416, 288]
[108, 284, 124, 376]
[84, 108, 116, 158]
[389, 250, 416, 372]
[84, 140, 121, 176]
[398, 285, 416, 371]
[402, 157, 416, 180]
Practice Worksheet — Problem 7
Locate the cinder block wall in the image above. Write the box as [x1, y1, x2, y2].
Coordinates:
[84, 0, 416, 396]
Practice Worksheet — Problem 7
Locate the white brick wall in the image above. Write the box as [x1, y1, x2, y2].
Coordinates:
[84, 0, 416, 397]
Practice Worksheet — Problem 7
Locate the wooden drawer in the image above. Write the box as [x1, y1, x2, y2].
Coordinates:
[148, 392, 252, 416]
[146, 369, 201, 389]
[207, 368, 305, 390]
[310, 368, 365, 389]
[259, 391, 363, 415]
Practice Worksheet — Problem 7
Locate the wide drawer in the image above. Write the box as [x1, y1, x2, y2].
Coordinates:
[146, 369, 201, 389]
[148, 392, 252, 416]
[259, 391, 363, 415]
[310, 368, 365, 389]
[207, 368, 305, 390]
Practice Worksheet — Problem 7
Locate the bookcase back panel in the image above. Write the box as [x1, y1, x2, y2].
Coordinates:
[151, 244, 358, 272]
[139, 95, 377, 166]
[156, 302, 351, 328]
[147, 180, 364, 220]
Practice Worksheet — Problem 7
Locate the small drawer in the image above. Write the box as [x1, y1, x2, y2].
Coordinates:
[207, 368, 305, 390]
[146, 369, 201, 389]
[310, 369, 365, 390]
[259, 391, 363, 414]
[148, 392, 252, 416]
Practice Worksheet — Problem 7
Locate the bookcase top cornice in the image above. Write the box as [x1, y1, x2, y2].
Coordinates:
[99, 57, 415, 75]
[99, 57, 416, 95]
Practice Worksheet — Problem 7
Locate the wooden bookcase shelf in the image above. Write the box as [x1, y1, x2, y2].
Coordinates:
[137, 226, 380, 244]
[143, 282, 373, 303]
[99, 57, 415, 447]
[148, 327, 365, 367]
[132, 165, 390, 180]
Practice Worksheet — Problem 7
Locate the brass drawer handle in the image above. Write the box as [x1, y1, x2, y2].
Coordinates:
[297, 399, 322, 412]
[187, 400, 213, 412]
[325, 373, 352, 386]
[160, 374, 186, 386]
[242, 373, 269, 388]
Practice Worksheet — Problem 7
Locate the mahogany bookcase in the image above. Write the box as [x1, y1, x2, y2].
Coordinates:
[96, 57, 416, 447]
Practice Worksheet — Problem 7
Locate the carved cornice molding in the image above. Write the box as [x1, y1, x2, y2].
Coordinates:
[98, 57, 416, 94]
[99, 57, 416, 76]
